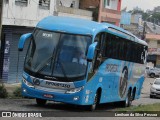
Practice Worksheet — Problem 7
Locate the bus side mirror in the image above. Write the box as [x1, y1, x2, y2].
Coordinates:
[87, 42, 97, 62]
[18, 33, 32, 51]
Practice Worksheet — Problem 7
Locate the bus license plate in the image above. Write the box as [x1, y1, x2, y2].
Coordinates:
[43, 94, 53, 98]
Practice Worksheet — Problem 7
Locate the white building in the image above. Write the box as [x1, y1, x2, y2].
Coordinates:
[0, 0, 92, 83]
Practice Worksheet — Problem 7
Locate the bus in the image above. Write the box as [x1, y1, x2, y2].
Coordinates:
[18, 16, 148, 111]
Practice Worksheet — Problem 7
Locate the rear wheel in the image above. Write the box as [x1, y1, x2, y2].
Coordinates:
[122, 89, 132, 107]
[36, 98, 47, 106]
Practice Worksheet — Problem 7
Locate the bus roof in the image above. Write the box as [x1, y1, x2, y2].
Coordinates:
[37, 16, 105, 35]
[36, 16, 147, 46]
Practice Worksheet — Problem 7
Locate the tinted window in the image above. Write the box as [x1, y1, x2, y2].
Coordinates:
[101, 33, 147, 64]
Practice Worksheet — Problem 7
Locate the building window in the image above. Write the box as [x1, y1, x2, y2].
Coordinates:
[15, 0, 28, 6]
[39, 0, 50, 9]
[157, 40, 160, 44]
[104, 0, 110, 7]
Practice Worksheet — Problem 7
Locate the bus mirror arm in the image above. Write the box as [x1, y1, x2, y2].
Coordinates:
[87, 42, 97, 62]
[18, 33, 32, 51]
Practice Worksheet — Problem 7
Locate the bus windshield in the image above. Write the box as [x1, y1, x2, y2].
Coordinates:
[24, 29, 92, 81]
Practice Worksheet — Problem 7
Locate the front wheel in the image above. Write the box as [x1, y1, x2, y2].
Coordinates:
[36, 98, 47, 106]
[89, 93, 98, 111]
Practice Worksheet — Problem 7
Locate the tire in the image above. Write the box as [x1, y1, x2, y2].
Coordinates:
[119, 67, 128, 98]
[150, 95, 154, 98]
[89, 92, 98, 111]
[36, 98, 47, 106]
[132, 88, 136, 100]
[150, 73, 155, 78]
[121, 89, 132, 107]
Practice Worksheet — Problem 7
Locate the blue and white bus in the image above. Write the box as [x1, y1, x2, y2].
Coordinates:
[18, 16, 148, 111]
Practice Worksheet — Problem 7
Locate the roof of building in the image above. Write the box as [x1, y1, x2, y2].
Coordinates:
[36, 16, 147, 45]
[146, 34, 160, 40]
[146, 22, 160, 34]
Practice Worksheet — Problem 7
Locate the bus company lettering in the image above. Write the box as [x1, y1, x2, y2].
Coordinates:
[45, 81, 70, 88]
[106, 64, 118, 72]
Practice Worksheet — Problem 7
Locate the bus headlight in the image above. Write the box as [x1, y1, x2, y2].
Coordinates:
[22, 78, 34, 88]
[65, 86, 84, 94]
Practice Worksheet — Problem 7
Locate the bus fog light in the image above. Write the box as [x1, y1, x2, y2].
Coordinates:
[23, 88, 27, 93]
[73, 96, 79, 101]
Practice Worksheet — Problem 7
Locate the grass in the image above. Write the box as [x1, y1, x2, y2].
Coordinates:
[116, 103, 160, 111]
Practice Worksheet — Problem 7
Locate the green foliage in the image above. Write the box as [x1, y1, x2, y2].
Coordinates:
[128, 9, 160, 24]
[0, 84, 8, 98]
[13, 87, 22, 97]
[117, 103, 160, 111]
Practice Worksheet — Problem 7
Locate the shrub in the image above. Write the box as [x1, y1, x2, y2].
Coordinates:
[13, 87, 22, 97]
[0, 84, 8, 98]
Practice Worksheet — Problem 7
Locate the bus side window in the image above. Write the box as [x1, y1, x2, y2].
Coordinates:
[101, 33, 108, 58]
[123, 41, 127, 60]
[107, 35, 112, 58]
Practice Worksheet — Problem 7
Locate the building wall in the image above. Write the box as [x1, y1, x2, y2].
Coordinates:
[120, 12, 131, 25]
[2, 0, 56, 27]
[56, 6, 93, 20]
[99, 0, 121, 26]
[117, 0, 121, 11]
[146, 34, 160, 66]
[58, 12, 92, 20]
[79, 0, 121, 25]
[131, 14, 142, 24]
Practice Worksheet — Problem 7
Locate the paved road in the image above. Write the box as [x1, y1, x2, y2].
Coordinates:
[0, 77, 159, 119]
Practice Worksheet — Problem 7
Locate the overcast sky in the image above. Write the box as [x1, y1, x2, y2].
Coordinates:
[121, 0, 160, 11]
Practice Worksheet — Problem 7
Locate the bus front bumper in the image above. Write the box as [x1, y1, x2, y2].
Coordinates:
[21, 82, 86, 105]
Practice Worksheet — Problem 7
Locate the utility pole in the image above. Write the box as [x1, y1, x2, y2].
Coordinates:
[141, 21, 146, 40]
[141, 15, 152, 40]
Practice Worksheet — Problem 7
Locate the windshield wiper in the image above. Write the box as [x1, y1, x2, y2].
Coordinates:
[36, 47, 56, 73]
[58, 60, 71, 82]
[36, 56, 55, 73]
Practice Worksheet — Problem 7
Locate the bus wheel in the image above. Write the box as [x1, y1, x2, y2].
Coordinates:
[89, 93, 98, 111]
[125, 89, 132, 107]
[36, 98, 47, 106]
[121, 89, 132, 107]
[150, 73, 155, 78]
